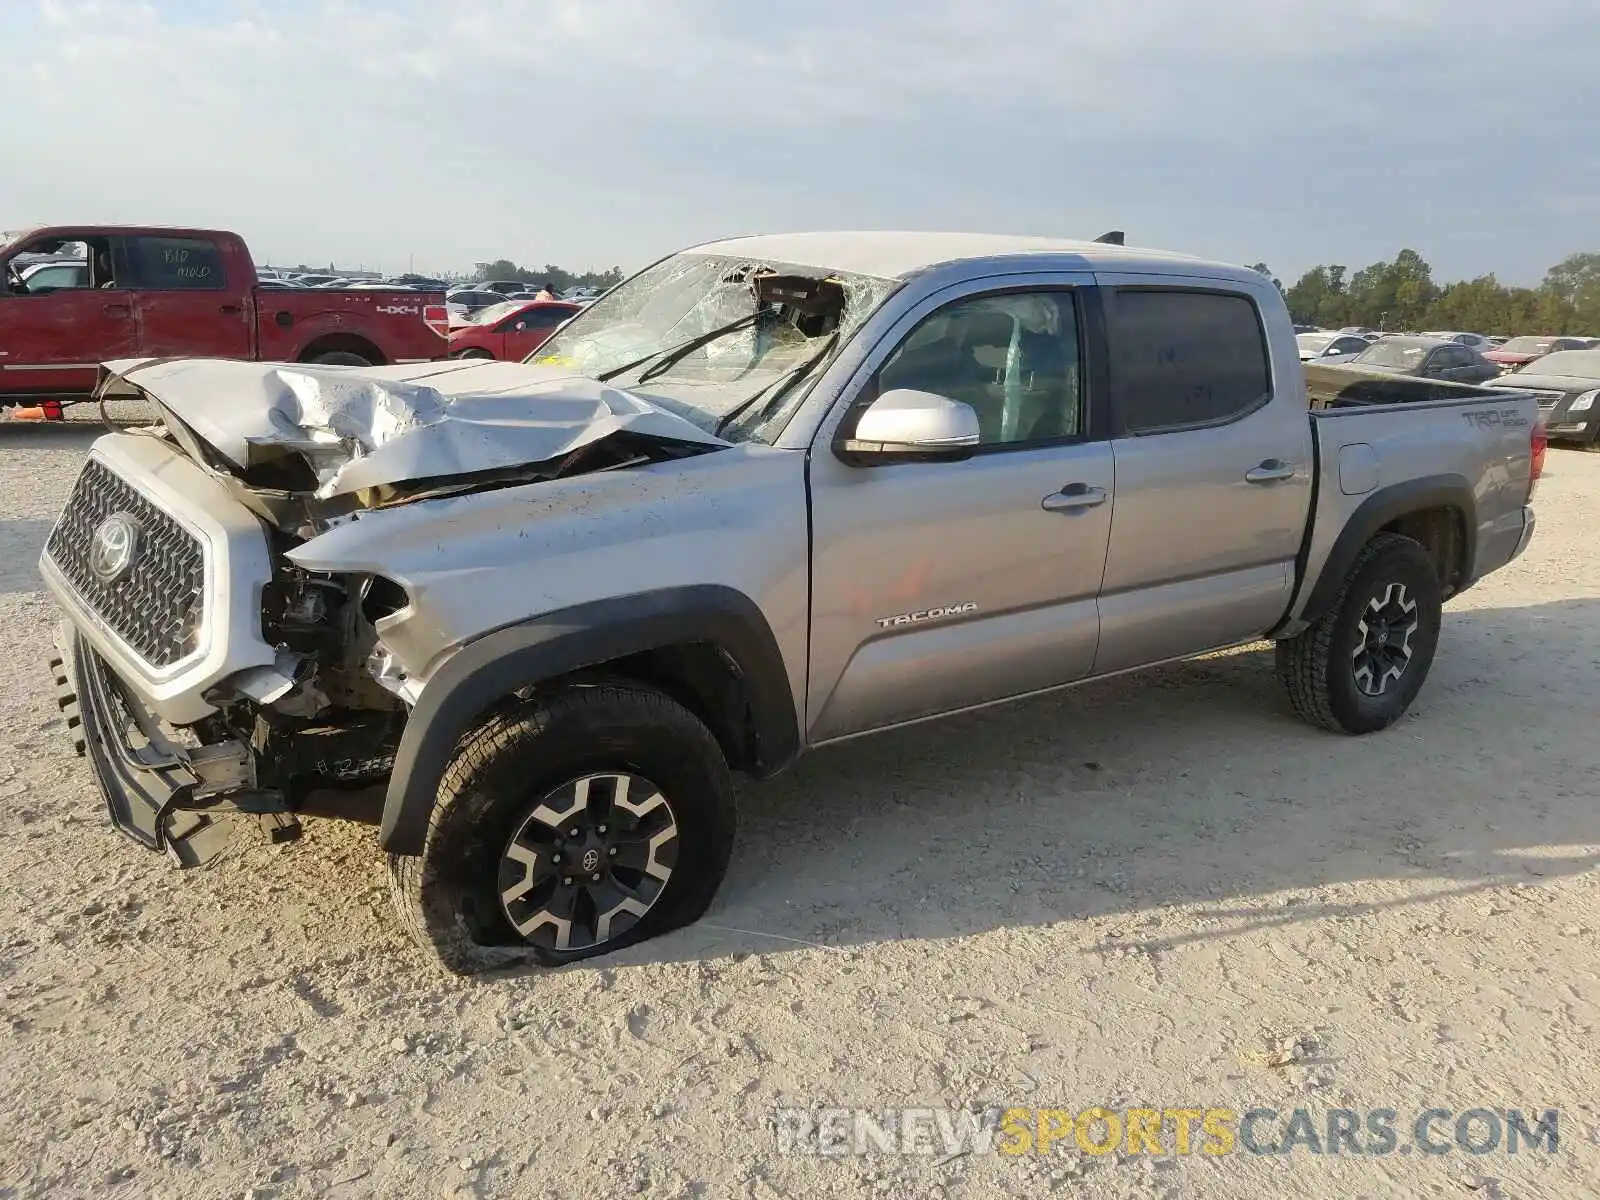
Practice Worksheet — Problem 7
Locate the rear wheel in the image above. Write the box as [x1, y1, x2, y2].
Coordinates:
[1276, 532, 1443, 734]
[388, 682, 736, 974]
[308, 350, 374, 367]
[456, 348, 494, 360]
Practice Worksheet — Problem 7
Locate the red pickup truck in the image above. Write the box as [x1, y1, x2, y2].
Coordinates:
[1, 225, 448, 412]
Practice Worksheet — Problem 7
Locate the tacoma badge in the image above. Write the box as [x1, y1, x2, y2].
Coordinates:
[875, 602, 979, 630]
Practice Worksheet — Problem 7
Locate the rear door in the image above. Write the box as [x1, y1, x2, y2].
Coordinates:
[0, 235, 138, 397]
[123, 234, 253, 360]
[806, 273, 1115, 741]
[1091, 278, 1314, 674]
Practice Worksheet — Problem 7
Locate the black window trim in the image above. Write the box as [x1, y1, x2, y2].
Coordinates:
[836, 282, 1111, 458]
[1103, 284, 1276, 439]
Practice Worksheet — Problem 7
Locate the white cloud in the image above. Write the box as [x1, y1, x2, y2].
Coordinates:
[1, 0, 1593, 281]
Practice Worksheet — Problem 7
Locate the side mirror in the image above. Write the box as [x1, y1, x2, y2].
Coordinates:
[836, 388, 981, 463]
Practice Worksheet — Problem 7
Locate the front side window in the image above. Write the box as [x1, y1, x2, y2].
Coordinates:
[870, 290, 1084, 446]
[122, 236, 227, 290]
[20, 262, 88, 291]
[1106, 289, 1271, 434]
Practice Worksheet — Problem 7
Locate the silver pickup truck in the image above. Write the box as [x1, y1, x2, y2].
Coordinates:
[40, 231, 1543, 972]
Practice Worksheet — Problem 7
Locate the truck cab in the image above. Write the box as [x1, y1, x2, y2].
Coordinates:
[1, 227, 254, 401]
[1, 225, 447, 410]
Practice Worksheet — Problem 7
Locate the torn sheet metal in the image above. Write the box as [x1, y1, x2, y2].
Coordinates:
[97, 357, 727, 498]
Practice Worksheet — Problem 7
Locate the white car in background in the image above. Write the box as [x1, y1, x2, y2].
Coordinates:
[1422, 331, 1494, 352]
[1296, 332, 1371, 364]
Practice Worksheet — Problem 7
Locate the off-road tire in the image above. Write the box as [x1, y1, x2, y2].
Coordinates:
[309, 350, 373, 367]
[388, 682, 736, 975]
[1276, 532, 1443, 735]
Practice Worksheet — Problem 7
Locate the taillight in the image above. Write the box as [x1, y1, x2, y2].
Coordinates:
[1528, 420, 1547, 500]
[422, 304, 450, 339]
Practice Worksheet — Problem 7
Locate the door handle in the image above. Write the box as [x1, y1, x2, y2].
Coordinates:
[220, 304, 243, 315]
[1041, 484, 1109, 512]
[1245, 460, 1297, 484]
[103, 303, 131, 318]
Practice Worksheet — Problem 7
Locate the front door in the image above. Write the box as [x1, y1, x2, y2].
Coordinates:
[806, 277, 1114, 742]
[123, 233, 252, 360]
[1092, 278, 1314, 674]
[0, 235, 138, 397]
[507, 304, 578, 361]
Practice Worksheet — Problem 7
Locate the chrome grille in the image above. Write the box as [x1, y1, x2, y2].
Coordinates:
[1532, 392, 1563, 411]
[45, 459, 206, 669]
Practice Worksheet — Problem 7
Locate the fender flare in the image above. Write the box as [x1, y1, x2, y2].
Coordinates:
[379, 585, 800, 855]
[1294, 473, 1478, 627]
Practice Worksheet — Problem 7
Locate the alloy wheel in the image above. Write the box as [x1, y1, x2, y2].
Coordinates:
[497, 772, 679, 952]
[1351, 582, 1420, 697]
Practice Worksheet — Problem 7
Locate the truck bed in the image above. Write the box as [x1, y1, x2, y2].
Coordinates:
[1303, 362, 1517, 409]
[1281, 374, 1540, 637]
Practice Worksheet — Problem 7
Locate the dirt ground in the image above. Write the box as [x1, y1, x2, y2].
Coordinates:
[2, 411, 1597, 1200]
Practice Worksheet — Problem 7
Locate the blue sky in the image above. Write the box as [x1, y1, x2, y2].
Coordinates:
[1, 0, 1594, 283]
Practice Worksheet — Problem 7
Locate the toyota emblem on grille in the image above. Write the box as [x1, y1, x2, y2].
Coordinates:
[88, 513, 142, 585]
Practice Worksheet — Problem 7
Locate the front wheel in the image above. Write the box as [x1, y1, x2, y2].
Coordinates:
[455, 348, 494, 360]
[388, 682, 736, 974]
[1276, 532, 1443, 734]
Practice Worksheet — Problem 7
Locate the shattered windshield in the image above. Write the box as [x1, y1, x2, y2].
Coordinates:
[529, 252, 900, 443]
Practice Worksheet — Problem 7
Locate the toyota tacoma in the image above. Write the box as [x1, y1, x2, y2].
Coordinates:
[40, 231, 1543, 972]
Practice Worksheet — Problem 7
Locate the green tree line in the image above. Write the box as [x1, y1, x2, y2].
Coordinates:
[470, 258, 626, 294]
[1257, 251, 1600, 335]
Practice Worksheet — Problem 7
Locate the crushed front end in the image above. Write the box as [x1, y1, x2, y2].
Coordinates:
[41, 431, 410, 866]
[39, 357, 726, 867]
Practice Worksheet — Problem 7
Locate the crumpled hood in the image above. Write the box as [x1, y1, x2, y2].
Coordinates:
[98, 356, 727, 498]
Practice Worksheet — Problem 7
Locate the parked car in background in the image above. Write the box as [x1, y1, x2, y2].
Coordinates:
[445, 288, 509, 322]
[386, 274, 450, 290]
[447, 299, 581, 360]
[1338, 336, 1502, 384]
[1485, 335, 1590, 373]
[478, 280, 535, 297]
[0, 224, 448, 410]
[1491, 349, 1600, 447]
[1296, 332, 1370, 363]
[1421, 331, 1494, 352]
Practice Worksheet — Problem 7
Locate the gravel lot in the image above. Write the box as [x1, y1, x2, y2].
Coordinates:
[2, 411, 1598, 1200]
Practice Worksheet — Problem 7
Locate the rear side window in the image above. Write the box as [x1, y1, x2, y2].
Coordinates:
[122, 236, 227, 291]
[1106, 289, 1271, 434]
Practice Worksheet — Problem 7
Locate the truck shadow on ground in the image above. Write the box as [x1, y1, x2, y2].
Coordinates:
[0, 520, 57, 595]
[0, 408, 149, 445]
[610, 596, 1600, 969]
